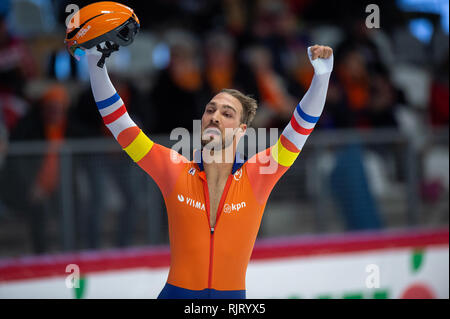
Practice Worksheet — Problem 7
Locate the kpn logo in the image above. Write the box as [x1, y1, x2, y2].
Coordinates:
[223, 202, 246, 214]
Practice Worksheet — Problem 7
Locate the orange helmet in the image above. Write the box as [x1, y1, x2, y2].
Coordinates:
[64, 1, 139, 63]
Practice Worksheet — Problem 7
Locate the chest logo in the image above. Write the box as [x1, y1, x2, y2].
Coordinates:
[188, 167, 196, 176]
[177, 194, 205, 211]
[223, 201, 246, 214]
[233, 168, 243, 181]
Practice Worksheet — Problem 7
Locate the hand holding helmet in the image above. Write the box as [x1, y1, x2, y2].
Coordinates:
[64, 1, 140, 68]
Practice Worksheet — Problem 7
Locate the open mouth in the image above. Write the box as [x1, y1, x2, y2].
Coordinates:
[203, 127, 221, 137]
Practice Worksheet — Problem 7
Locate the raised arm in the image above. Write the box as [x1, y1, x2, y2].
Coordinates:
[273, 45, 333, 165]
[247, 45, 333, 203]
[87, 49, 149, 157]
[86, 48, 186, 196]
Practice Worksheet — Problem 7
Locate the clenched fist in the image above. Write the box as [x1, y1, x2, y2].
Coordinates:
[307, 45, 333, 75]
[309, 45, 333, 60]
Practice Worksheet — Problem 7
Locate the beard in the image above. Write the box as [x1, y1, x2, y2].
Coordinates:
[201, 127, 237, 151]
[201, 135, 222, 149]
[200, 126, 244, 164]
[201, 133, 236, 164]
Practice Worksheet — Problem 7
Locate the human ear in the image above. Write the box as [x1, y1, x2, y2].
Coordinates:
[239, 123, 247, 134]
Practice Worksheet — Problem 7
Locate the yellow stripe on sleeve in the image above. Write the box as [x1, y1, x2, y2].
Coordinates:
[123, 130, 154, 162]
[271, 138, 300, 167]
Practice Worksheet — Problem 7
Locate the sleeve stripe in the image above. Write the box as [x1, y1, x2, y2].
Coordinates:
[103, 104, 127, 124]
[280, 134, 300, 153]
[293, 107, 315, 129]
[271, 138, 300, 167]
[99, 98, 124, 117]
[290, 116, 314, 135]
[105, 112, 135, 139]
[117, 126, 141, 148]
[123, 130, 154, 162]
[296, 104, 320, 123]
[282, 123, 309, 151]
[96, 93, 120, 110]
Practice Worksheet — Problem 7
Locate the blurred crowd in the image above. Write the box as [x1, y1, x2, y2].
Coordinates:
[0, 0, 447, 139]
[0, 0, 448, 254]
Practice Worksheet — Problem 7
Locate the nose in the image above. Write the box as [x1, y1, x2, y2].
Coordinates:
[211, 110, 220, 124]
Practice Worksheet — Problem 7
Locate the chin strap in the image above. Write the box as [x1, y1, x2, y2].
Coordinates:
[96, 41, 120, 68]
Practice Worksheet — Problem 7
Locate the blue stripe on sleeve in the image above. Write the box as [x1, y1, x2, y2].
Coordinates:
[296, 103, 320, 123]
[96, 93, 120, 110]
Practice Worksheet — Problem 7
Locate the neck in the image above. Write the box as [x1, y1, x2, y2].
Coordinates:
[202, 143, 237, 177]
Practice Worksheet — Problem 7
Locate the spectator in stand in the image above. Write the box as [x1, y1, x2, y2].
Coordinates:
[0, 114, 7, 218]
[429, 53, 449, 127]
[72, 73, 148, 249]
[3, 84, 73, 254]
[203, 31, 259, 102]
[203, 32, 237, 95]
[244, 45, 295, 129]
[333, 46, 370, 128]
[365, 64, 404, 129]
[0, 14, 36, 133]
[251, 0, 312, 82]
[317, 76, 354, 129]
[150, 30, 209, 134]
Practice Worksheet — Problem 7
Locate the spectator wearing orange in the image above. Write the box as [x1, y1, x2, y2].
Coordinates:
[6, 84, 74, 254]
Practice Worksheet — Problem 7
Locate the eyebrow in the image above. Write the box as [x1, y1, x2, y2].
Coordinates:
[223, 105, 237, 113]
[207, 102, 236, 113]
